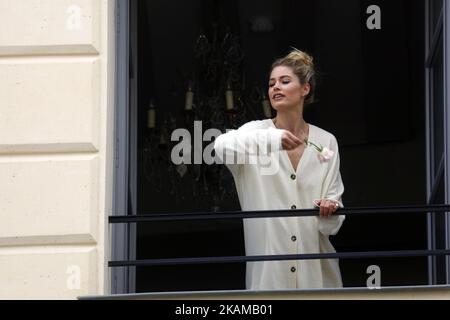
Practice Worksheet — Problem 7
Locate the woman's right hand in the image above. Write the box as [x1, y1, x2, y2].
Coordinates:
[281, 131, 303, 150]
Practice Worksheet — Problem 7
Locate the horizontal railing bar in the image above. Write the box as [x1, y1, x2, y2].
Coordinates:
[108, 249, 450, 267]
[109, 204, 450, 223]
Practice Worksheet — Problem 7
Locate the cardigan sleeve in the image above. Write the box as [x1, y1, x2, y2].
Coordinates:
[316, 135, 345, 236]
[213, 121, 285, 177]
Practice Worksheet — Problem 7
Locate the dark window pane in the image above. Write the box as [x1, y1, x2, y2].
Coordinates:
[131, 0, 429, 293]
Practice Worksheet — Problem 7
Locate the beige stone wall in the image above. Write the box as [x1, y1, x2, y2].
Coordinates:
[0, 0, 115, 299]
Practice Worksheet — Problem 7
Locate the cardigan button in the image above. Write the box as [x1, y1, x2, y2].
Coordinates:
[291, 205, 297, 209]
[291, 236, 297, 242]
[291, 267, 296, 273]
[290, 174, 296, 180]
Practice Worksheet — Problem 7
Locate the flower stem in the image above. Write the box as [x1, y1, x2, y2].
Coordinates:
[304, 139, 322, 152]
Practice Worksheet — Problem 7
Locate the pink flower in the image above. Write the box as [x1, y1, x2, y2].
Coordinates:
[318, 147, 334, 163]
[304, 139, 335, 163]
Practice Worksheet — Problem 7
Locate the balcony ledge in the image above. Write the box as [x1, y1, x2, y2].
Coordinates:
[80, 284, 450, 300]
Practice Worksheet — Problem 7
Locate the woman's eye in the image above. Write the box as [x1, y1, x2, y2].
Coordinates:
[282, 81, 290, 84]
[269, 83, 274, 87]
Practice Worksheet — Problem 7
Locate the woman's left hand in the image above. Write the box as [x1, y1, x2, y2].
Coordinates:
[315, 199, 340, 218]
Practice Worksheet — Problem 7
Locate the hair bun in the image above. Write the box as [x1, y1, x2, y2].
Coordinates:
[286, 47, 314, 66]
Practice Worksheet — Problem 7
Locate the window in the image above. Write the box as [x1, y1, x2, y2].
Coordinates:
[111, 0, 450, 294]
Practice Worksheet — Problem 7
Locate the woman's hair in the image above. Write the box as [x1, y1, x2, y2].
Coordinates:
[271, 48, 317, 105]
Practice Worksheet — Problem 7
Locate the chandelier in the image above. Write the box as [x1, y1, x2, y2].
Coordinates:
[142, 23, 273, 211]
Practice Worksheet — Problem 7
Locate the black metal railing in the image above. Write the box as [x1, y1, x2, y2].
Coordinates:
[108, 204, 450, 268]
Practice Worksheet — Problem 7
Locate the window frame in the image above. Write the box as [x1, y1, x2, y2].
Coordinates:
[425, 0, 450, 285]
[110, 0, 450, 294]
[111, 0, 138, 294]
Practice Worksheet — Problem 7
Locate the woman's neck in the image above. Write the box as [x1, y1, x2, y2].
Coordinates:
[273, 110, 308, 137]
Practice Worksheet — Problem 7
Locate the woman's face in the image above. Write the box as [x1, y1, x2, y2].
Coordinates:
[268, 65, 310, 111]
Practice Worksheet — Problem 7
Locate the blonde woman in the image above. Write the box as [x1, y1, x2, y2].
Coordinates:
[214, 49, 345, 290]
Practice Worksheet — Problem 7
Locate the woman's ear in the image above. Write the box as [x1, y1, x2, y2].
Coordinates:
[302, 83, 311, 97]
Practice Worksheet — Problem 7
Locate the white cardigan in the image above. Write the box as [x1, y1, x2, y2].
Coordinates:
[214, 119, 345, 290]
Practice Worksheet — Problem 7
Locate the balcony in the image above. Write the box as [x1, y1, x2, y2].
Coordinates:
[97, 204, 450, 299]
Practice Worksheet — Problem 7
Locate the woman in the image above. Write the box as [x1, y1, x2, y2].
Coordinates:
[214, 49, 345, 290]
